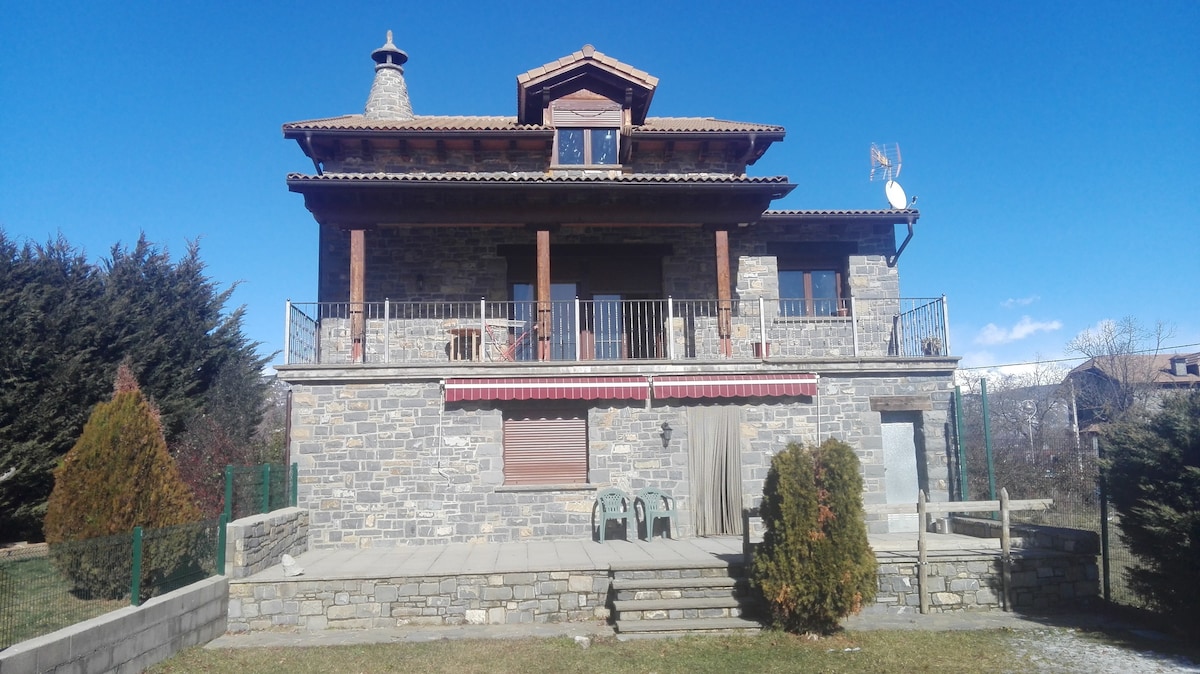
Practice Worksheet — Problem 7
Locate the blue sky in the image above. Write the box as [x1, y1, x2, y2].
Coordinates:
[3, 1, 1197, 374]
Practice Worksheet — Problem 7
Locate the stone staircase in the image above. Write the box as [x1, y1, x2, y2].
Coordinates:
[608, 559, 763, 637]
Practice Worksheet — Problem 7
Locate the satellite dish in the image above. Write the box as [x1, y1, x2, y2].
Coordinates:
[885, 180, 908, 210]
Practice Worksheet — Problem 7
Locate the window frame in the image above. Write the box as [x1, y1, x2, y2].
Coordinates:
[772, 242, 855, 318]
[554, 127, 619, 167]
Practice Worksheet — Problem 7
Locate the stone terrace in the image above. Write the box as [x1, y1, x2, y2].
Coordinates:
[225, 533, 1079, 632]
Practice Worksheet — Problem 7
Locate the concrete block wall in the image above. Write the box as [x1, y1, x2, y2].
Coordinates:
[0, 576, 227, 674]
[289, 371, 953, 548]
[225, 507, 310, 579]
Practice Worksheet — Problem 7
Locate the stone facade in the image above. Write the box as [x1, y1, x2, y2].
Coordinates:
[227, 571, 609, 631]
[288, 369, 953, 549]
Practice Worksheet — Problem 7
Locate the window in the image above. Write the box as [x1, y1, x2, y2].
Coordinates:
[779, 269, 842, 317]
[551, 100, 621, 167]
[556, 128, 618, 165]
[772, 242, 855, 318]
[503, 408, 588, 485]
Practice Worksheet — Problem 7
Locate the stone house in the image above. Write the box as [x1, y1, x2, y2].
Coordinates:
[276, 35, 958, 549]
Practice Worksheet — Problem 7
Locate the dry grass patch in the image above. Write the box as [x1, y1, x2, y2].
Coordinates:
[151, 629, 1028, 674]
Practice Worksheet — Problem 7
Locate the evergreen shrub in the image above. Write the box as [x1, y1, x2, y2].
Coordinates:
[43, 364, 201, 599]
[1104, 390, 1200, 629]
[751, 438, 876, 634]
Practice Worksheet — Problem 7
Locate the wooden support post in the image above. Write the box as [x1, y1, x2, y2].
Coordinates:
[1000, 487, 1013, 611]
[714, 228, 732, 357]
[918, 489, 929, 614]
[349, 228, 366, 363]
[536, 228, 552, 361]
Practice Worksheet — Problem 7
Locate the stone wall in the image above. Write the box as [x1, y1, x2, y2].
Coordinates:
[225, 507, 310, 579]
[949, 518, 1100, 555]
[0, 576, 227, 674]
[288, 370, 953, 548]
[874, 549, 1099, 613]
[227, 570, 609, 631]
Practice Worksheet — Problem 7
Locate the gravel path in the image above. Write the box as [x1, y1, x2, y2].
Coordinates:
[1013, 627, 1199, 673]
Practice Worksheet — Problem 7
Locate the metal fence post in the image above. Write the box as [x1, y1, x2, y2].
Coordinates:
[130, 526, 143, 606]
[383, 298, 391, 363]
[291, 463, 299, 507]
[954, 386, 970, 500]
[666, 297, 675, 360]
[216, 514, 228, 576]
[262, 464, 271, 514]
[1096, 434, 1111, 602]
[223, 465, 234, 523]
[284, 300, 293, 365]
[981, 378, 997, 514]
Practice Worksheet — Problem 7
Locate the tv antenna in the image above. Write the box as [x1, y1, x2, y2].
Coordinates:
[870, 143, 911, 210]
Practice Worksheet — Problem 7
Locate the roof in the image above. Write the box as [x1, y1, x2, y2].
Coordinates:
[516, 45, 658, 125]
[1068, 353, 1200, 386]
[286, 172, 790, 185]
[281, 115, 783, 135]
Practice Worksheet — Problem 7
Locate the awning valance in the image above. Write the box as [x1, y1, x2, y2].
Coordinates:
[651, 374, 817, 399]
[444, 376, 650, 402]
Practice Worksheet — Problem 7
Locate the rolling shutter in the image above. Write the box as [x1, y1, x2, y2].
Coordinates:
[503, 411, 588, 485]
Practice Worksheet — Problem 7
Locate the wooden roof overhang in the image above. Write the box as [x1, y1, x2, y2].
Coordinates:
[286, 173, 795, 228]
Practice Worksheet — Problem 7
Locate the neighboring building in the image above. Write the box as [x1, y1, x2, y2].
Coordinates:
[276, 34, 958, 549]
[1066, 352, 1200, 430]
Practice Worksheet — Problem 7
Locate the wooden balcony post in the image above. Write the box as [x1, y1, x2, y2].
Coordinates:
[536, 227, 552, 361]
[714, 228, 732, 357]
[349, 228, 365, 363]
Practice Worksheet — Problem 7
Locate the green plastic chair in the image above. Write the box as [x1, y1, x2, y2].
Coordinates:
[595, 488, 631, 542]
[635, 487, 678, 540]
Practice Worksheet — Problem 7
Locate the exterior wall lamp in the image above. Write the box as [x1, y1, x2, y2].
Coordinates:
[660, 422, 673, 448]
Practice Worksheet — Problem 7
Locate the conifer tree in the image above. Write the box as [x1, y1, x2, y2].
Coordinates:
[43, 364, 200, 598]
[751, 439, 876, 634]
[1104, 390, 1200, 628]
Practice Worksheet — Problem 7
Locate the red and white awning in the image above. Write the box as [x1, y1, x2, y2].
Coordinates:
[444, 376, 650, 402]
[651, 373, 817, 399]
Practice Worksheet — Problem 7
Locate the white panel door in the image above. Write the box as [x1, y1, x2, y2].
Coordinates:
[882, 420, 920, 533]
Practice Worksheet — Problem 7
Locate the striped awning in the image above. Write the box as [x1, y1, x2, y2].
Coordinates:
[651, 373, 817, 399]
[444, 376, 651, 402]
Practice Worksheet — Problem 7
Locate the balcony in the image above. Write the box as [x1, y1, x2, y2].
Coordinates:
[283, 297, 950, 366]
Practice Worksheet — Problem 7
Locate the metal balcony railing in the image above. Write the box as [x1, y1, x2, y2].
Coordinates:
[283, 296, 950, 365]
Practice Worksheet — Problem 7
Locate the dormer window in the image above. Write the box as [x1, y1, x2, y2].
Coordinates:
[557, 128, 618, 165]
[551, 97, 622, 167]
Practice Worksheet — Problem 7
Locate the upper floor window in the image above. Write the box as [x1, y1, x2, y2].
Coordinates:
[779, 269, 843, 317]
[551, 97, 622, 167]
[557, 128, 618, 165]
[772, 242, 856, 318]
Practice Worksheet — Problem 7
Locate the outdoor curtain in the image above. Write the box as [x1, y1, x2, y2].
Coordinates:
[687, 405, 744, 536]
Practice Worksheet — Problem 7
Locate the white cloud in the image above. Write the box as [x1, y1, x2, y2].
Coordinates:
[1001, 296, 1040, 309]
[974, 315, 1063, 346]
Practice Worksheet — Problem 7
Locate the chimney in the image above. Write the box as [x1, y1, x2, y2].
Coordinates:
[364, 31, 414, 121]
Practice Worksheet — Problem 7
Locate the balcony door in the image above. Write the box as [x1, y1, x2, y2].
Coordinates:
[512, 282, 576, 361]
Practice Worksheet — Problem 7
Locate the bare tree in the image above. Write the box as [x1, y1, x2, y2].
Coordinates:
[1065, 317, 1174, 425]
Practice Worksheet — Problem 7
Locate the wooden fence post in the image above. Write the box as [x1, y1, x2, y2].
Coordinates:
[918, 490, 929, 614]
[1000, 487, 1012, 611]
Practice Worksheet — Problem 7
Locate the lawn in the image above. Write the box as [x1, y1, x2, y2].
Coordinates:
[0, 552, 127, 649]
[150, 630, 1028, 674]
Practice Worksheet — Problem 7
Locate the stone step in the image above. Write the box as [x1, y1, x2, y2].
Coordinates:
[610, 576, 744, 592]
[615, 616, 763, 635]
[613, 596, 745, 613]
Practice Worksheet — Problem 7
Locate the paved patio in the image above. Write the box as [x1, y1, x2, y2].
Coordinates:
[245, 533, 1001, 582]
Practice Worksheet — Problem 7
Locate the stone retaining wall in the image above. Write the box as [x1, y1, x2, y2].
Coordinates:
[0, 576, 227, 674]
[227, 570, 609, 631]
[225, 507, 309, 578]
[949, 517, 1100, 554]
[874, 549, 1099, 613]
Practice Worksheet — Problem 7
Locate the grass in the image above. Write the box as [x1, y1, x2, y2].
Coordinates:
[0, 552, 127, 649]
[149, 630, 1029, 674]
